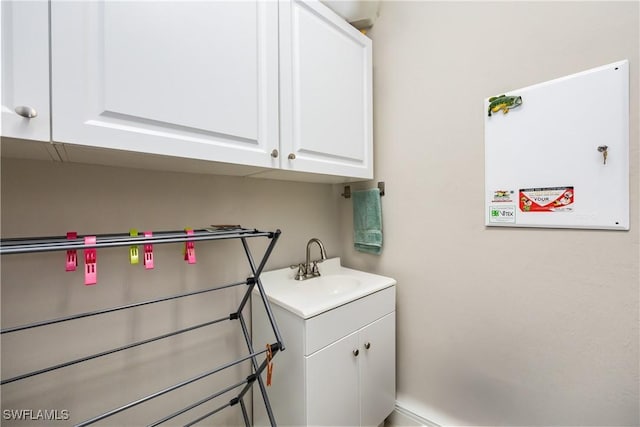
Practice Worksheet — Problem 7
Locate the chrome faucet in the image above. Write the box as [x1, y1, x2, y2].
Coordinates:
[306, 238, 327, 277]
[291, 238, 328, 280]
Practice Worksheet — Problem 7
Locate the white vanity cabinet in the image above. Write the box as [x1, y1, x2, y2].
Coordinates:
[307, 311, 395, 426]
[1, 0, 58, 160]
[252, 284, 396, 427]
[50, 1, 280, 170]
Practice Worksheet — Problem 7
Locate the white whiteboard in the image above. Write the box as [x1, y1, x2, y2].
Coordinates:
[485, 60, 629, 230]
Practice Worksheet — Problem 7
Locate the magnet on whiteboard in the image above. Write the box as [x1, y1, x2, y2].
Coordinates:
[597, 145, 608, 164]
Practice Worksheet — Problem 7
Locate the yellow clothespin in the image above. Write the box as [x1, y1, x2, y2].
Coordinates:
[129, 229, 139, 265]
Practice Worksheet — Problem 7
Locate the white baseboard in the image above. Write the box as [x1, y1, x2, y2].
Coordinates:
[386, 404, 442, 427]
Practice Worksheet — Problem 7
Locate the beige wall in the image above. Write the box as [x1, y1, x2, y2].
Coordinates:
[0, 159, 341, 426]
[2, 2, 639, 426]
[340, 1, 639, 426]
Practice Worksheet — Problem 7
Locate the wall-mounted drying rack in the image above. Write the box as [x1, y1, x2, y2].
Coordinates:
[341, 181, 385, 199]
[0, 227, 283, 427]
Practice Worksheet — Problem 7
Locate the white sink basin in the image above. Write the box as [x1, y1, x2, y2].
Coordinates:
[308, 275, 361, 295]
[257, 258, 396, 319]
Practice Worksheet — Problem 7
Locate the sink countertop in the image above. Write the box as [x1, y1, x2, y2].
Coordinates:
[256, 257, 396, 319]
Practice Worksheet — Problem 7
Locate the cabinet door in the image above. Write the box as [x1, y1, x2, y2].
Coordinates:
[360, 312, 396, 427]
[306, 331, 360, 426]
[279, 0, 373, 179]
[51, 1, 279, 168]
[1, 0, 51, 143]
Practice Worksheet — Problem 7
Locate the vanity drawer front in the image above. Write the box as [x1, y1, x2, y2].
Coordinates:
[305, 286, 395, 355]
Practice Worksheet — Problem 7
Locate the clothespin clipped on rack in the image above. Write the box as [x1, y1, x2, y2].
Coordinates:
[66, 231, 78, 271]
[184, 228, 196, 264]
[266, 344, 274, 386]
[143, 231, 154, 270]
[84, 236, 97, 285]
[129, 229, 139, 265]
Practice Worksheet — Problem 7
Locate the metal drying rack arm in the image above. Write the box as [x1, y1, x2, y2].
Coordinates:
[0, 227, 274, 255]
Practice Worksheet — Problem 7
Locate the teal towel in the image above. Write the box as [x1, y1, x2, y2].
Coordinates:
[352, 188, 383, 254]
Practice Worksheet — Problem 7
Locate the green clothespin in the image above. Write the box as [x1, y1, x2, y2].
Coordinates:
[129, 229, 139, 265]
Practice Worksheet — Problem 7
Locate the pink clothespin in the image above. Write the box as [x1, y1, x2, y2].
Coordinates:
[84, 236, 97, 285]
[66, 232, 78, 272]
[184, 228, 196, 264]
[143, 231, 154, 270]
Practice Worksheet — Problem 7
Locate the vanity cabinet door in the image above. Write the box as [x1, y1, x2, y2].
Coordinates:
[278, 0, 373, 179]
[51, 1, 279, 168]
[360, 312, 396, 427]
[306, 330, 360, 426]
[1, 0, 51, 142]
[306, 312, 396, 427]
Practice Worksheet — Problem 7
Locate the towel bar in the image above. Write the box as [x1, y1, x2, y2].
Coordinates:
[341, 182, 385, 199]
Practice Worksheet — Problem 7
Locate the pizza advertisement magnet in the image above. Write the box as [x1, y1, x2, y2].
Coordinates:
[519, 187, 574, 212]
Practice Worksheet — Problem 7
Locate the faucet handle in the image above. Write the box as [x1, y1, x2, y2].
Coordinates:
[291, 263, 307, 281]
[311, 261, 321, 276]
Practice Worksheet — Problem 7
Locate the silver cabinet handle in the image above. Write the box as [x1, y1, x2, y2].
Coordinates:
[288, 153, 296, 160]
[353, 349, 359, 357]
[364, 342, 371, 350]
[271, 149, 279, 158]
[14, 106, 37, 118]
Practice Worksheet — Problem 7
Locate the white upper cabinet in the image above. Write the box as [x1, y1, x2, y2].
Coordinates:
[1, 0, 51, 143]
[50, 1, 279, 169]
[278, 0, 373, 179]
[5, 1, 372, 181]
